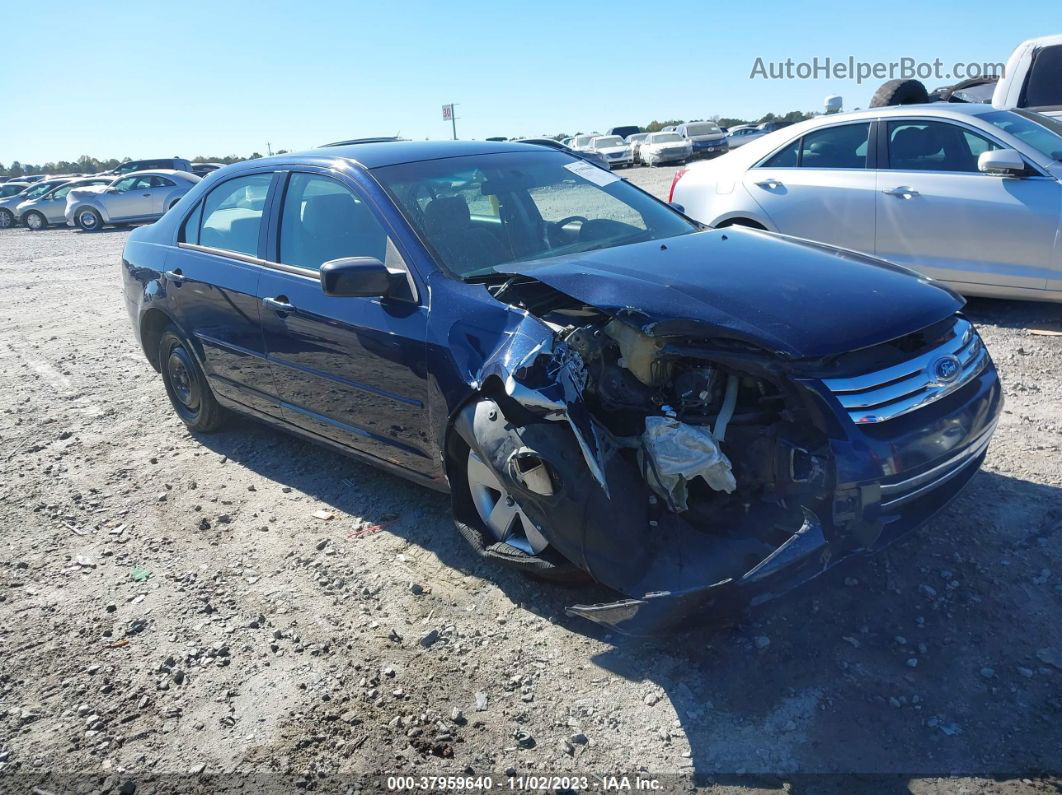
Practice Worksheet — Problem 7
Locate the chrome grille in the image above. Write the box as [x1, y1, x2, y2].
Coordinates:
[821, 318, 988, 424]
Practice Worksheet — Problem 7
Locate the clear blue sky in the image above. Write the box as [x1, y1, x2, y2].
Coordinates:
[2, 0, 1057, 164]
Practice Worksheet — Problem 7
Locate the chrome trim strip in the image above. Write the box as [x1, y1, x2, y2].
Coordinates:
[178, 243, 318, 280]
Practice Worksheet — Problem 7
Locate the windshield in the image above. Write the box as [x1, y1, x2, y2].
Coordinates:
[25, 182, 58, 199]
[683, 123, 720, 136]
[373, 151, 697, 279]
[649, 133, 683, 144]
[1, 184, 26, 198]
[981, 110, 1062, 161]
[592, 136, 625, 148]
[627, 134, 648, 142]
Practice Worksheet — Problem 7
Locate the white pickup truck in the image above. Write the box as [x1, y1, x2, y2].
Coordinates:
[870, 35, 1062, 119]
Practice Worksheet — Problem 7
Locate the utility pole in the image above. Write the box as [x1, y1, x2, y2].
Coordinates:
[267, 141, 273, 156]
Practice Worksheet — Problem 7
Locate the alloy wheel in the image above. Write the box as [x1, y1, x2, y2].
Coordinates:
[466, 449, 549, 555]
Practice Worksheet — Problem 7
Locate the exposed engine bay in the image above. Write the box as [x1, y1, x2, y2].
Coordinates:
[452, 275, 841, 634]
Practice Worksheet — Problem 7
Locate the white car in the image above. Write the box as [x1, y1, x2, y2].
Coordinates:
[638, 132, 692, 166]
[568, 134, 600, 152]
[625, 132, 650, 163]
[65, 170, 200, 231]
[588, 135, 633, 168]
[725, 125, 766, 149]
[671, 103, 1062, 302]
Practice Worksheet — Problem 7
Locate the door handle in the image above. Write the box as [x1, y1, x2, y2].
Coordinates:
[263, 296, 295, 314]
[142, 193, 152, 197]
[754, 179, 782, 189]
[882, 186, 919, 199]
[163, 268, 183, 283]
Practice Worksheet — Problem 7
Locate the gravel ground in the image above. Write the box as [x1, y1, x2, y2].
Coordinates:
[1, 166, 1061, 794]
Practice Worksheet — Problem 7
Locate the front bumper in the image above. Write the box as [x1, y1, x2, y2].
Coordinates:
[691, 140, 729, 158]
[566, 356, 1003, 634]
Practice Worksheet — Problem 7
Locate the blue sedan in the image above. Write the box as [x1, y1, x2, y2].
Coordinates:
[122, 140, 1002, 634]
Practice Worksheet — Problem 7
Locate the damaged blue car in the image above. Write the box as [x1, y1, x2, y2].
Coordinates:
[121, 141, 1002, 634]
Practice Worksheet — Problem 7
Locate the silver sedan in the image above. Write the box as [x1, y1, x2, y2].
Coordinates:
[65, 170, 200, 231]
[17, 177, 112, 230]
[672, 104, 1062, 302]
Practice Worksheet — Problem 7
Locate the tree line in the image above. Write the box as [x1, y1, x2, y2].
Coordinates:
[0, 153, 271, 178]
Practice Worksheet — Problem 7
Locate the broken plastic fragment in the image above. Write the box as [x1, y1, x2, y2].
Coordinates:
[640, 415, 736, 511]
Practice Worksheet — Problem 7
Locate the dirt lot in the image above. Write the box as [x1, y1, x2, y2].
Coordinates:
[2, 166, 1062, 794]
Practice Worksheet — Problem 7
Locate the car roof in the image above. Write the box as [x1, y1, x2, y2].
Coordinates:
[254, 140, 558, 169]
[116, 169, 194, 178]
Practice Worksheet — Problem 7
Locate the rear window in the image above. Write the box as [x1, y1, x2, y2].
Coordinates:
[198, 173, 273, 257]
[683, 123, 720, 136]
[1023, 45, 1062, 109]
[648, 133, 683, 143]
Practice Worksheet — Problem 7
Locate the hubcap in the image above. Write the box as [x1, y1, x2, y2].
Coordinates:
[27, 214, 42, 229]
[0, 211, 11, 228]
[166, 348, 200, 413]
[466, 449, 549, 554]
[80, 211, 97, 229]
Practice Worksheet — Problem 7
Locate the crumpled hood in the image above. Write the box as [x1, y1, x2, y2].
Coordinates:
[500, 228, 964, 359]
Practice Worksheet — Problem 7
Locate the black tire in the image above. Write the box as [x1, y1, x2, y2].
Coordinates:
[75, 207, 104, 232]
[158, 327, 227, 432]
[0, 209, 14, 229]
[22, 211, 47, 231]
[869, 78, 929, 108]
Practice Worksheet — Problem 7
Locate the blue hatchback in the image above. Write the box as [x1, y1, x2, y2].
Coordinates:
[122, 140, 1002, 634]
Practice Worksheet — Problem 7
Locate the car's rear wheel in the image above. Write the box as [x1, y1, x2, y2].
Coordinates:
[76, 208, 103, 232]
[23, 211, 47, 231]
[0, 209, 14, 229]
[158, 327, 227, 433]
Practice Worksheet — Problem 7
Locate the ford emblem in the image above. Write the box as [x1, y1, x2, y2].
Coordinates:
[930, 355, 961, 384]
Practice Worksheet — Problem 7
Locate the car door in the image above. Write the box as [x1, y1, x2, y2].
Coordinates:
[875, 118, 1060, 291]
[256, 169, 431, 474]
[743, 121, 877, 254]
[144, 175, 177, 216]
[102, 175, 148, 219]
[165, 170, 280, 417]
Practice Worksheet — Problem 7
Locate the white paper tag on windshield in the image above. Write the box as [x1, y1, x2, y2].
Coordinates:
[564, 160, 620, 186]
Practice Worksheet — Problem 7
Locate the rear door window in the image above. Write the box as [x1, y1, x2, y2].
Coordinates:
[198, 173, 273, 257]
[797, 123, 870, 168]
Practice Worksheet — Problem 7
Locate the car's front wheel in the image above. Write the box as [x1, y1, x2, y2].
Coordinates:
[23, 211, 47, 231]
[158, 327, 227, 432]
[0, 209, 14, 229]
[450, 400, 586, 583]
[76, 208, 103, 232]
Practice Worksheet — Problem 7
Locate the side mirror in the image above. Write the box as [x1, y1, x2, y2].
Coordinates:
[320, 257, 395, 298]
[106, 187, 119, 193]
[669, 202, 685, 213]
[978, 149, 1025, 177]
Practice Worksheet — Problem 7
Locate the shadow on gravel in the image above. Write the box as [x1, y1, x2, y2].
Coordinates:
[183, 366, 1061, 781]
[963, 296, 1062, 331]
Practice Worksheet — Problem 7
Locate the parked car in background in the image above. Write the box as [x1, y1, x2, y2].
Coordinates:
[671, 104, 1062, 302]
[101, 158, 194, 177]
[0, 181, 29, 198]
[568, 134, 600, 152]
[0, 178, 74, 228]
[588, 135, 633, 168]
[607, 125, 641, 140]
[757, 121, 795, 133]
[625, 132, 650, 163]
[725, 124, 766, 148]
[639, 132, 692, 166]
[122, 139, 1001, 634]
[66, 170, 200, 231]
[20, 175, 46, 183]
[515, 138, 610, 170]
[191, 162, 225, 177]
[17, 176, 112, 230]
[676, 121, 729, 158]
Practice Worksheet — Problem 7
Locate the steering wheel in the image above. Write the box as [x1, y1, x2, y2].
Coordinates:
[554, 215, 589, 229]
